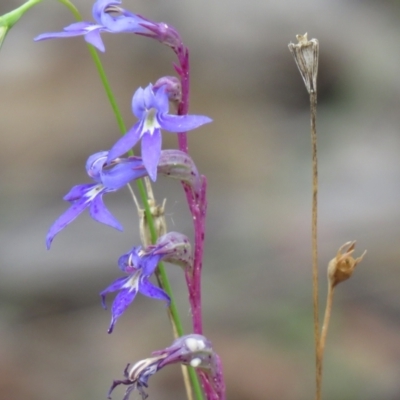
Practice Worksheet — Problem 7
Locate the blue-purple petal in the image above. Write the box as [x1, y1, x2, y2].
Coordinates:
[153, 86, 169, 114]
[83, 28, 106, 52]
[107, 121, 142, 162]
[100, 11, 144, 33]
[46, 197, 90, 249]
[100, 275, 131, 308]
[139, 279, 170, 304]
[88, 194, 123, 230]
[117, 254, 129, 271]
[132, 87, 146, 119]
[86, 151, 108, 180]
[117, 247, 142, 271]
[108, 287, 138, 333]
[34, 31, 86, 41]
[143, 84, 156, 110]
[141, 252, 163, 276]
[129, 248, 143, 269]
[34, 22, 97, 42]
[101, 159, 147, 190]
[63, 183, 95, 202]
[141, 130, 162, 181]
[92, 0, 114, 24]
[158, 113, 212, 133]
[64, 22, 94, 31]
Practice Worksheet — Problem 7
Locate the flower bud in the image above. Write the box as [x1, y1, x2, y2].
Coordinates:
[327, 241, 366, 287]
[158, 149, 201, 196]
[154, 76, 182, 103]
[139, 20, 183, 53]
[153, 232, 193, 270]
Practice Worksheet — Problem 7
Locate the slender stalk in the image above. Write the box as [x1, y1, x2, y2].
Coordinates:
[319, 283, 334, 374]
[310, 92, 321, 400]
[288, 34, 320, 400]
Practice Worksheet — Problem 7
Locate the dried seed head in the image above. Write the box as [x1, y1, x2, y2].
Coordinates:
[288, 33, 319, 94]
[327, 241, 366, 287]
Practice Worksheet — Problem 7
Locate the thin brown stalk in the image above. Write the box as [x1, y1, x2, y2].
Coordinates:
[288, 34, 321, 400]
[318, 283, 334, 371]
[310, 92, 321, 400]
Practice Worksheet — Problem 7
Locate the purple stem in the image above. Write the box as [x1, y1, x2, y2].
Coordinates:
[173, 44, 220, 400]
[174, 45, 205, 334]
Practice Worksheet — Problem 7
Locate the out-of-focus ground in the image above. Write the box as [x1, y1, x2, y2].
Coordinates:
[1, 0, 400, 399]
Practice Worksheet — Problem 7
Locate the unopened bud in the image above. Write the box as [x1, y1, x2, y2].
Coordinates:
[327, 241, 366, 287]
[158, 149, 201, 196]
[153, 232, 193, 270]
[154, 76, 182, 103]
[288, 33, 319, 94]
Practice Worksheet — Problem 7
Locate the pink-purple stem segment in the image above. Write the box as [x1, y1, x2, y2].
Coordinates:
[172, 44, 223, 400]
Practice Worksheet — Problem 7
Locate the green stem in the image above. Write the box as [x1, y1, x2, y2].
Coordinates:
[57, 1, 203, 399]
[1, 0, 42, 31]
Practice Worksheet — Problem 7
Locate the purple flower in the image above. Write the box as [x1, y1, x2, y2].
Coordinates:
[100, 246, 170, 333]
[46, 151, 146, 249]
[107, 83, 212, 181]
[108, 334, 221, 400]
[34, 0, 149, 52]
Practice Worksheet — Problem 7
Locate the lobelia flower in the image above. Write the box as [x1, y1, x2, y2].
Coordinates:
[107, 83, 212, 181]
[101, 232, 192, 333]
[100, 246, 169, 334]
[34, 0, 150, 52]
[46, 151, 146, 249]
[108, 334, 223, 400]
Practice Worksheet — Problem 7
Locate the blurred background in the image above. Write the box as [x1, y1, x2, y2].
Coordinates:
[1, 0, 400, 399]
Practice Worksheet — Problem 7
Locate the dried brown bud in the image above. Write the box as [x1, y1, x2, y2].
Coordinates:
[327, 241, 366, 287]
[138, 198, 167, 247]
[288, 33, 319, 94]
[131, 177, 167, 246]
